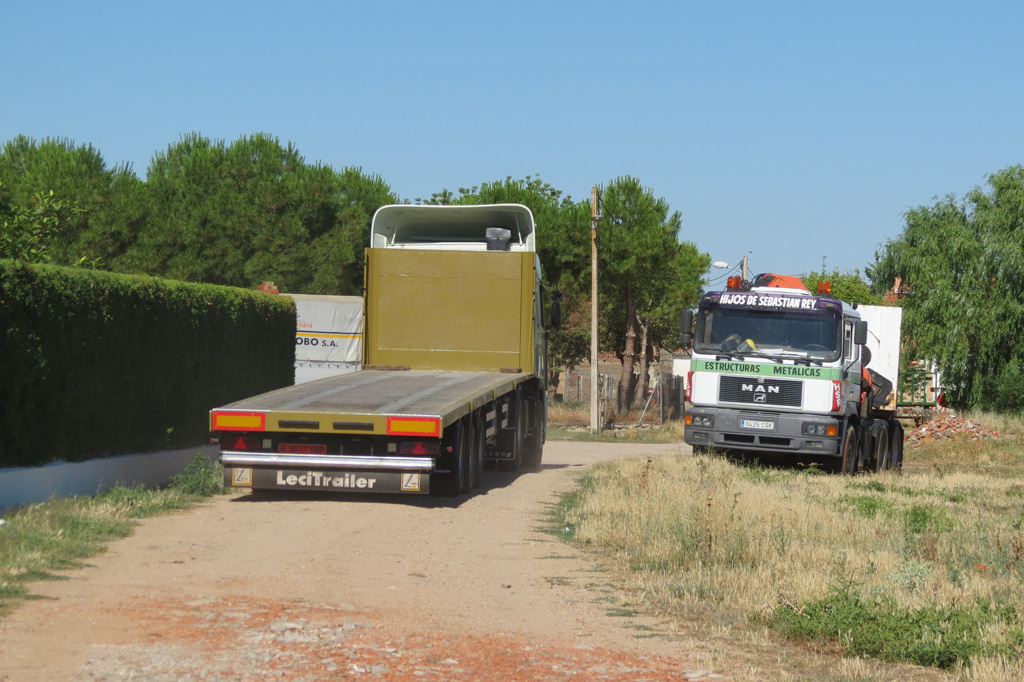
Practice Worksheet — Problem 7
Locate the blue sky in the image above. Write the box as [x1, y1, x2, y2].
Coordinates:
[4, 1, 1023, 282]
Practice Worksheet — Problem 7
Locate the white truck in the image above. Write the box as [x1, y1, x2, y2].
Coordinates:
[680, 274, 904, 473]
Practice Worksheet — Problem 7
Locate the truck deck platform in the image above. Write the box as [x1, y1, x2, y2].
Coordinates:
[212, 369, 531, 436]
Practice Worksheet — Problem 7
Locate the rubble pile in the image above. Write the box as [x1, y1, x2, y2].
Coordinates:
[904, 414, 1001, 448]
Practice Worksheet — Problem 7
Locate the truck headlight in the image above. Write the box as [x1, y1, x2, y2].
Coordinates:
[802, 423, 832, 436]
[686, 414, 714, 428]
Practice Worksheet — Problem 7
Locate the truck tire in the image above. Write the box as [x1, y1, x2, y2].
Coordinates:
[469, 410, 484, 489]
[522, 391, 544, 471]
[889, 420, 905, 471]
[435, 420, 469, 497]
[498, 393, 526, 472]
[840, 424, 859, 475]
[871, 422, 891, 472]
[459, 415, 476, 495]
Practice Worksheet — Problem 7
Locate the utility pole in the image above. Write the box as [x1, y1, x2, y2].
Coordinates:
[590, 186, 600, 433]
[741, 255, 749, 282]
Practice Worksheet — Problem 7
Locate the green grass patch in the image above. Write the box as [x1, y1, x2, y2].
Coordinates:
[903, 504, 954, 535]
[840, 494, 896, 519]
[769, 580, 1024, 670]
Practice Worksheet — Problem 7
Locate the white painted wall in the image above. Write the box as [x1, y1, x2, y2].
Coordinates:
[0, 445, 217, 513]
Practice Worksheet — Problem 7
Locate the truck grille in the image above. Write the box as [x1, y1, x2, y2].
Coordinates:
[718, 376, 802, 407]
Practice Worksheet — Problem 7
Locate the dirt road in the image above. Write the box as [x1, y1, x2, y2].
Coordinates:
[0, 439, 961, 682]
[1, 441, 748, 681]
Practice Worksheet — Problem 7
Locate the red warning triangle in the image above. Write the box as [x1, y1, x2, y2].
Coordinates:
[233, 436, 248, 450]
[411, 442, 426, 455]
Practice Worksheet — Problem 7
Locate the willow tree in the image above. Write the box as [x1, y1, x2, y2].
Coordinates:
[870, 165, 1024, 412]
[802, 269, 881, 306]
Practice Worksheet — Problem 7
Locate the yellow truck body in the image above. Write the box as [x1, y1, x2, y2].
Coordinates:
[364, 248, 538, 374]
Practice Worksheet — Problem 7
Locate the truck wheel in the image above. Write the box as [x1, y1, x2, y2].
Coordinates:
[457, 418, 472, 494]
[469, 411, 484, 489]
[522, 392, 544, 471]
[889, 420, 905, 471]
[459, 415, 476, 495]
[840, 424, 859, 475]
[498, 393, 526, 472]
[872, 423, 891, 472]
[435, 420, 469, 497]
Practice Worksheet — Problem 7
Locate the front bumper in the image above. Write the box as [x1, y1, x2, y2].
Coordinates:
[684, 407, 841, 456]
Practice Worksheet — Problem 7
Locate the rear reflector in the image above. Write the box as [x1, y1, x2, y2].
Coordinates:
[387, 416, 440, 437]
[398, 441, 441, 456]
[212, 411, 266, 431]
[224, 434, 261, 451]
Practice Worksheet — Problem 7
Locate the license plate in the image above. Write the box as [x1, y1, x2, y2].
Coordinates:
[279, 443, 327, 454]
[740, 419, 775, 431]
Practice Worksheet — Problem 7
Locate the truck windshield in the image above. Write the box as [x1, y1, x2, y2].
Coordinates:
[694, 305, 842, 362]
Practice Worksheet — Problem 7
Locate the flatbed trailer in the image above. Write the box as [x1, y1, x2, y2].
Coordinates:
[214, 369, 534, 495]
[210, 203, 557, 496]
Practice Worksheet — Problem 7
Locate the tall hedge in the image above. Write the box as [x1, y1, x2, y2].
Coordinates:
[1, 261, 295, 467]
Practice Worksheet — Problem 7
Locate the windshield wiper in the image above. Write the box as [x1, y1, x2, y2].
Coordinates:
[760, 348, 827, 367]
[714, 349, 783, 364]
[744, 351, 784, 364]
[789, 355, 822, 367]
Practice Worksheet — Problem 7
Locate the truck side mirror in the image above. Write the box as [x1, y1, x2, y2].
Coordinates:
[550, 290, 562, 330]
[679, 309, 693, 347]
[854, 320, 868, 346]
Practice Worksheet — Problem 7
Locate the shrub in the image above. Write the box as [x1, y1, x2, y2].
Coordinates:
[168, 452, 223, 497]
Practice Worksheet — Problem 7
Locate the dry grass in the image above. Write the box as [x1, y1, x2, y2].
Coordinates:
[547, 401, 591, 425]
[547, 401, 685, 444]
[556, 414, 1024, 681]
[967, 411, 1024, 436]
